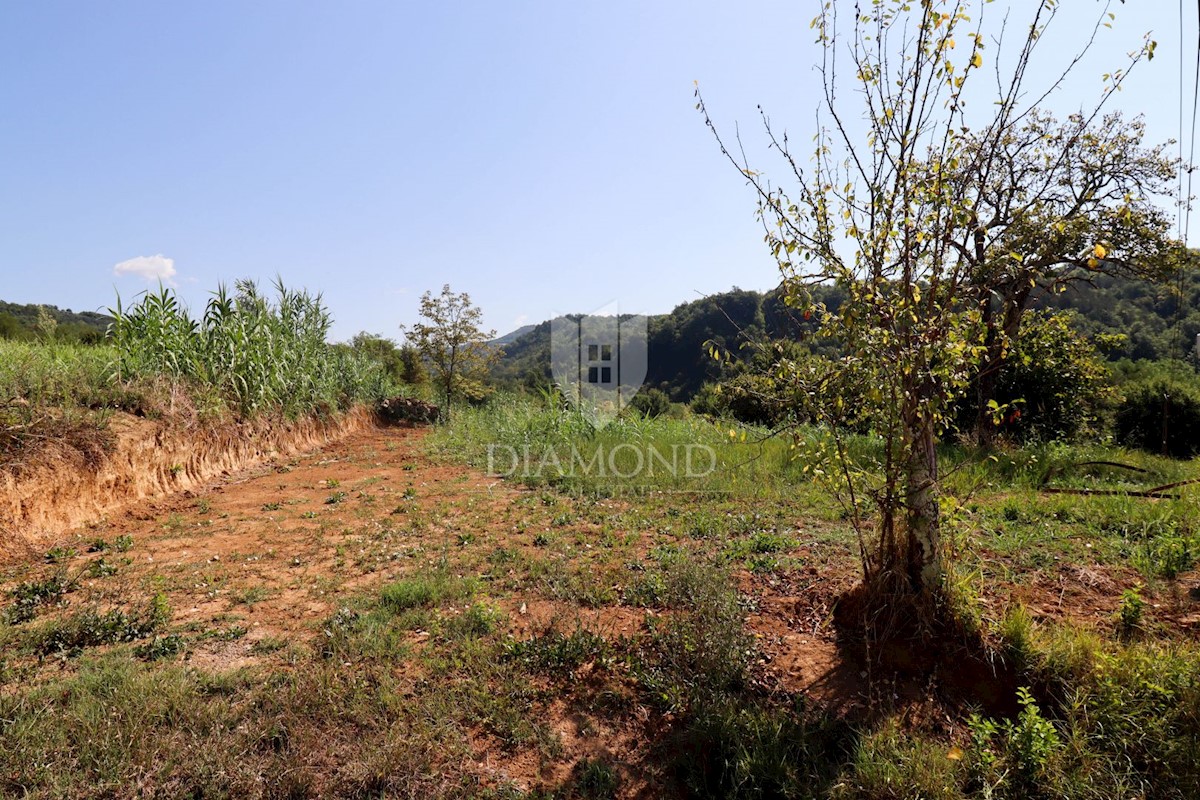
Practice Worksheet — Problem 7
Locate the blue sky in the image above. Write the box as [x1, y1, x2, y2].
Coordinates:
[0, 1, 1195, 341]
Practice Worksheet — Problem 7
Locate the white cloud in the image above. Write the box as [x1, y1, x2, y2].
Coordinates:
[113, 254, 177, 285]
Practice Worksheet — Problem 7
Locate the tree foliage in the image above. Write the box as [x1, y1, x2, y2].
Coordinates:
[700, 0, 1168, 604]
[957, 310, 1117, 443]
[348, 332, 427, 387]
[403, 285, 498, 415]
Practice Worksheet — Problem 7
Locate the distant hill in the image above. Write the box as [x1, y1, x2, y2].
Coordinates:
[490, 287, 821, 401]
[489, 324, 537, 347]
[492, 265, 1200, 402]
[0, 301, 112, 343]
[1032, 268, 1200, 362]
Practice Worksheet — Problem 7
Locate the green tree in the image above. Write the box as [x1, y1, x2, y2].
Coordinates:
[349, 332, 427, 386]
[700, 1, 1163, 608]
[403, 285, 498, 416]
[958, 112, 1179, 441]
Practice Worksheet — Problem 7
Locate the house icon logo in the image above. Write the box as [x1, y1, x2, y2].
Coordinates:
[550, 302, 648, 425]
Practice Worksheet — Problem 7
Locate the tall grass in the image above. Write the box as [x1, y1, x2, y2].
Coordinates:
[0, 280, 397, 467]
[0, 340, 115, 409]
[429, 393, 824, 499]
[109, 280, 391, 417]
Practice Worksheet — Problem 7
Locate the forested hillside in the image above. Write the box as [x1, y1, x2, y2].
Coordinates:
[0, 300, 111, 342]
[1033, 269, 1200, 361]
[492, 266, 1199, 401]
[490, 288, 806, 400]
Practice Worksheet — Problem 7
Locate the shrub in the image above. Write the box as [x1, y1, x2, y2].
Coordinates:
[960, 311, 1115, 442]
[628, 387, 671, 418]
[1115, 377, 1200, 458]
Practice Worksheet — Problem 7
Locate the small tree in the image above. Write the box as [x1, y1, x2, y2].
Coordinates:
[700, 0, 1168, 613]
[403, 285, 498, 416]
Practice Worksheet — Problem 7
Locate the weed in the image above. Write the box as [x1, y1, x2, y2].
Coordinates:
[1007, 686, 1061, 781]
[444, 603, 503, 639]
[34, 593, 170, 656]
[196, 625, 249, 642]
[44, 546, 76, 564]
[379, 574, 474, 612]
[233, 586, 273, 607]
[86, 558, 118, 578]
[250, 636, 288, 655]
[1117, 586, 1145, 636]
[506, 628, 612, 675]
[630, 559, 751, 712]
[568, 758, 621, 799]
[6, 574, 71, 624]
[134, 634, 186, 661]
[999, 604, 1035, 667]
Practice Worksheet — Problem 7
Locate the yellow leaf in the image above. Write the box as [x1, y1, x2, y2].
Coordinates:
[947, 746, 964, 761]
[1093, 243, 1107, 259]
[1087, 257, 1099, 269]
[971, 52, 982, 68]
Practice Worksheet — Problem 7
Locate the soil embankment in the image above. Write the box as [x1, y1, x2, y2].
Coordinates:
[0, 407, 378, 560]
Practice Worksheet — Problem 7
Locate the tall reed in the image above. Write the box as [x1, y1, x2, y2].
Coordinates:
[108, 279, 389, 417]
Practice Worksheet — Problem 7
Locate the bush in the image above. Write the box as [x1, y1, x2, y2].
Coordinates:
[692, 374, 789, 426]
[628, 387, 671, 418]
[962, 311, 1115, 442]
[1115, 376, 1200, 458]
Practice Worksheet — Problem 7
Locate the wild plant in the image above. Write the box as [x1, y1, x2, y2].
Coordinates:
[108, 278, 389, 417]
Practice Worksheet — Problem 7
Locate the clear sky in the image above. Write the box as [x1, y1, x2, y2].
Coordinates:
[0, 1, 1195, 341]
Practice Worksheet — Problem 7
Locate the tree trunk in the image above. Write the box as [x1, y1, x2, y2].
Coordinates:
[974, 332, 1002, 445]
[973, 280, 1032, 443]
[903, 410, 941, 594]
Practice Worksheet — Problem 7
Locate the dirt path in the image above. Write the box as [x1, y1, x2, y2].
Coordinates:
[9, 427, 509, 661]
[2, 423, 861, 692]
[9, 423, 1183, 796]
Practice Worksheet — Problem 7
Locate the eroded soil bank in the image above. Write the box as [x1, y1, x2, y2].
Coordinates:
[0, 407, 378, 560]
